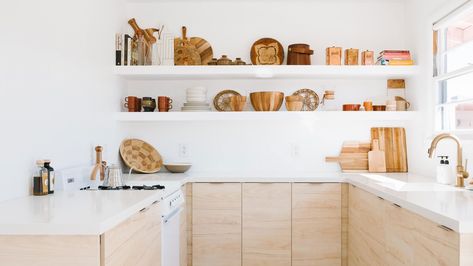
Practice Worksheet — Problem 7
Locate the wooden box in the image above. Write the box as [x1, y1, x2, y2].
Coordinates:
[361, 50, 374, 65]
[344, 48, 359, 65]
[387, 79, 406, 89]
[326, 47, 342, 65]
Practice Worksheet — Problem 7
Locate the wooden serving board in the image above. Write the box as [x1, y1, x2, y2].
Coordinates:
[250, 38, 284, 65]
[370, 127, 408, 172]
[326, 141, 370, 172]
[190, 37, 213, 65]
[174, 26, 201, 66]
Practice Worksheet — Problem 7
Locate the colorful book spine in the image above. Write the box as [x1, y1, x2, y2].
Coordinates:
[115, 33, 123, 66]
[388, 59, 414, 65]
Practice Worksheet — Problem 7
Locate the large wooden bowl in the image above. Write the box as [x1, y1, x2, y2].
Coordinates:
[250, 91, 284, 111]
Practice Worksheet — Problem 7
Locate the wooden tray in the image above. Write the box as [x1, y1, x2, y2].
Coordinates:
[119, 139, 163, 173]
[250, 38, 284, 65]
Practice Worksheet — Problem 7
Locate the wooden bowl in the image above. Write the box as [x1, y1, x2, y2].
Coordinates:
[250, 92, 284, 111]
[119, 139, 162, 173]
[285, 95, 303, 102]
[230, 95, 247, 112]
[285, 101, 303, 111]
[343, 104, 361, 111]
[373, 105, 387, 111]
[164, 163, 192, 173]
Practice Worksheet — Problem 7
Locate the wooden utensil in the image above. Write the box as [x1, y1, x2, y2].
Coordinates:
[370, 127, 408, 172]
[368, 139, 387, 172]
[190, 36, 213, 65]
[174, 26, 201, 65]
[250, 38, 284, 65]
[250, 91, 285, 111]
[128, 18, 158, 44]
[325, 141, 370, 172]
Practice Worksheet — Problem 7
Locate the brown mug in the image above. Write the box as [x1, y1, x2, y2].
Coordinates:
[124, 96, 138, 112]
[158, 96, 173, 112]
[363, 101, 373, 111]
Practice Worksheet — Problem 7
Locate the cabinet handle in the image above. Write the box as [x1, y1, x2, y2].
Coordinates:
[392, 203, 402, 208]
[438, 225, 454, 232]
[152, 200, 159, 205]
[377, 196, 384, 201]
[139, 207, 149, 212]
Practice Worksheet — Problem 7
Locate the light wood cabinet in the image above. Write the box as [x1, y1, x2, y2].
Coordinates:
[192, 183, 242, 266]
[101, 201, 161, 266]
[348, 185, 386, 266]
[242, 183, 292, 266]
[292, 183, 342, 266]
[180, 186, 188, 266]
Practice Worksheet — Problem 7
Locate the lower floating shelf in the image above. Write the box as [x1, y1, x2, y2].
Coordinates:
[114, 111, 419, 122]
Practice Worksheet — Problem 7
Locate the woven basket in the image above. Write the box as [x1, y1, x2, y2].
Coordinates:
[119, 139, 163, 174]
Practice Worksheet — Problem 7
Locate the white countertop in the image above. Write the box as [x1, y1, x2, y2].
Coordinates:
[1, 172, 473, 235]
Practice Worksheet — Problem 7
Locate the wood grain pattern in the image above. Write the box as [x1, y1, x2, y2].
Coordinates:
[292, 183, 342, 266]
[192, 183, 242, 266]
[384, 202, 416, 266]
[0, 235, 100, 266]
[242, 183, 291, 266]
[251, 38, 284, 65]
[101, 202, 161, 266]
[368, 139, 387, 173]
[186, 183, 193, 266]
[190, 37, 213, 65]
[174, 26, 201, 66]
[180, 185, 188, 266]
[370, 127, 408, 172]
[250, 91, 284, 111]
[325, 141, 370, 172]
[341, 183, 349, 266]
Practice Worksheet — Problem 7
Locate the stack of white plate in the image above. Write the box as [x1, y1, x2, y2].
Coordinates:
[182, 87, 211, 112]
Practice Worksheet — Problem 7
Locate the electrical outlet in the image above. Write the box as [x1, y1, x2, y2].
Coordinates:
[290, 143, 300, 158]
[179, 144, 190, 158]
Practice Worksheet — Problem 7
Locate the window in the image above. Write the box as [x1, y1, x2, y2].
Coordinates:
[434, 2, 473, 132]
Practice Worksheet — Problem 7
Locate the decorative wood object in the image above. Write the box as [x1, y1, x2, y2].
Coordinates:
[368, 139, 387, 172]
[128, 18, 158, 44]
[344, 48, 359, 65]
[292, 88, 319, 111]
[361, 50, 374, 65]
[387, 79, 406, 89]
[326, 47, 342, 65]
[250, 38, 284, 65]
[119, 138, 163, 173]
[370, 127, 408, 172]
[190, 37, 213, 65]
[174, 26, 201, 66]
[213, 90, 241, 112]
[250, 91, 285, 111]
[287, 44, 313, 65]
[325, 141, 370, 172]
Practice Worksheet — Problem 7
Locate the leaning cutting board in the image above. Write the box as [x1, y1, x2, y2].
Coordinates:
[174, 26, 201, 65]
[325, 141, 370, 172]
[370, 127, 408, 172]
[190, 36, 213, 65]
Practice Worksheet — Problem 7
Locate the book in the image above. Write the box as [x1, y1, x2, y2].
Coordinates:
[388, 59, 414, 65]
[115, 33, 123, 66]
[124, 34, 132, 66]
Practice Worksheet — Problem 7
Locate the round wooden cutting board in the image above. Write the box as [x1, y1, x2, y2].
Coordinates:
[250, 38, 284, 65]
[190, 37, 213, 65]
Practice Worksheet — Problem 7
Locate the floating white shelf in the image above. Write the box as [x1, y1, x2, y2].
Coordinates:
[115, 111, 419, 122]
[114, 65, 419, 80]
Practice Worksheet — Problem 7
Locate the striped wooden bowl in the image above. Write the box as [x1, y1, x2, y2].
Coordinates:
[119, 139, 163, 173]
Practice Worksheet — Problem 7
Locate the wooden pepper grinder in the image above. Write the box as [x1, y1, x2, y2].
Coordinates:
[90, 146, 106, 181]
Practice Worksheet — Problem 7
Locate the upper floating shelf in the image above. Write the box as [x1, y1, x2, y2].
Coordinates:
[114, 65, 419, 80]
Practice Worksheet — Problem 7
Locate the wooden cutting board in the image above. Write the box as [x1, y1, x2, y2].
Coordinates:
[250, 38, 284, 65]
[174, 26, 201, 65]
[370, 127, 408, 172]
[368, 139, 387, 173]
[190, 37, 213, 65]
[326, 141, 370, 172]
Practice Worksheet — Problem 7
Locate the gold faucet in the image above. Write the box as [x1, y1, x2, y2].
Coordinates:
[428, 133, 469, 187]
[90, 146, 106, 181]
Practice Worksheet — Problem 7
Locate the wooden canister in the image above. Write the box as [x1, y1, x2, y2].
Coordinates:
[361, 50, 374, 65]
[287, 44, 314, 65]
[326, 47, 342, 65]
[345, 48, 359, 65]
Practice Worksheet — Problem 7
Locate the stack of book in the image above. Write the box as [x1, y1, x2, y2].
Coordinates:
[377, 50, 413, 65]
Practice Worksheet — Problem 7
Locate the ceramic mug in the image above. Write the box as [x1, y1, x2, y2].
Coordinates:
[142, 97, 156, 112]
[124, 96, 138, 112]
[395, 97, 411, 111]
[158, 96, 173, 112]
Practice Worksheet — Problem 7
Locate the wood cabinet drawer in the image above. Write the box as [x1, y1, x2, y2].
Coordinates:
[101, 201, 161, 266]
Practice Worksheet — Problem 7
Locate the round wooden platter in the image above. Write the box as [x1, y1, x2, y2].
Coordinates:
[250, 38, 284, 65]
[213, 90, 241, 111]
[174, 26, 201, 66]
[190, 37, 213, 65]
[293, 88, 320, 111]
[119, 139, 163, 173]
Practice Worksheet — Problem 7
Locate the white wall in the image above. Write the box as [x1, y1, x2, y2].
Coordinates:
[404, 0, 473, 177]
[121, 0, 414, 175]
[0, 0, 125, 201]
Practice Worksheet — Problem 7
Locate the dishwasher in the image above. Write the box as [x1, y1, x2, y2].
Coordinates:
[161, 188, 185, 266]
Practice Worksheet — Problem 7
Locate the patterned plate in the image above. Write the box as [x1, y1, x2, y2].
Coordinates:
[292, 88, 319, 111]
[213, 90, 241, 111]
[119, 139, 163, 173]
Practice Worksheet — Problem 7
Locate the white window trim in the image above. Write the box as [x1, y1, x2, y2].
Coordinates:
[430, 0, 473, 138]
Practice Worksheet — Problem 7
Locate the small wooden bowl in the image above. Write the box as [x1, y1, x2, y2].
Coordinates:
[285, 95, 304, 102]
[373, 105, 387, 111]
[250, 91, 284, 111]
[343, 104, 361, 111]
[230, 96, 247, 112]
[286, 101, 303, 111]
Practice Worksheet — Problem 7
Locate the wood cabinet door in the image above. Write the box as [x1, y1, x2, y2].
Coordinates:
[348, 185, 386, 266]
[384, 202, 416, 266]
[292, 183, 342, 266]
[192, 183, 242, 266]
[242, 183, 292, 266]
[101, 201, 161, 266]
[180, 186, 188, 266]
